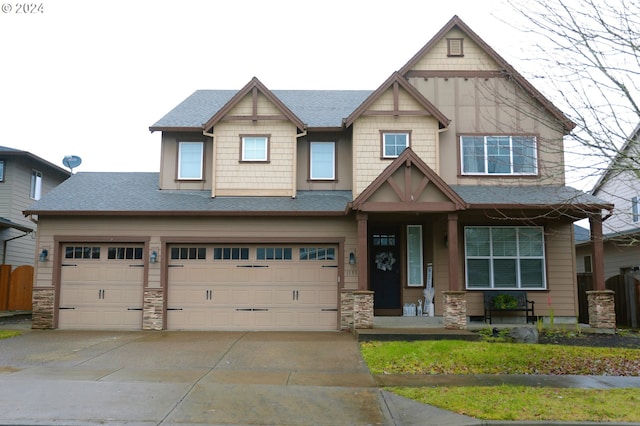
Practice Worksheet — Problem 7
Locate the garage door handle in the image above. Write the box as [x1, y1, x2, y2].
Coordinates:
[168, 265, 184, 268]
[167, 308, 183, 311]
[127, 308, 143, 311]
[322, 308, 338, 312]
[61, 263, 78, 267]
[59, 307, 75, 310]
[129, 264, 145, 268]
[322, 265, 338, 268]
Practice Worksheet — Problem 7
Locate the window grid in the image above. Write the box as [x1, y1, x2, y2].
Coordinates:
[65, 246, 101, 260]
[171, 247, 207, 260]
[460, 136, 537, 175]
[464, 226, 546, 290]
[256, 247, 292, 260]
[242, 136, 268, 162]
[213, 247, 249, 260]
[382, 133, 409, 158]
[299, 247, 335, 261]
[108, 247, 143, 260]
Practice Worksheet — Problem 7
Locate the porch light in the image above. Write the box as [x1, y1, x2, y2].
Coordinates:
[150, 250, 158, 264]
[349, 251, 356, 265]
[39, 249, 48, 262]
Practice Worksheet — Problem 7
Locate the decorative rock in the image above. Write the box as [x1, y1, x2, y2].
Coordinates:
[509, 327, 539, 344]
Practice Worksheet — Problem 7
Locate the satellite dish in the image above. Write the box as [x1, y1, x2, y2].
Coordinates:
[62, 155, 82, 173]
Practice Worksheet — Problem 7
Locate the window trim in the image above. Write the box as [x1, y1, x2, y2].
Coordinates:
[464, 226, 547, 290]
[177, 141, 204, 180]
[381, 131, 411, 159]
[30, 169, 42, 200]
[240, 135, 270, 162]
[309, 141, 336, 181]
[459, 135, 538, 176]
[0, 160, 4, 182]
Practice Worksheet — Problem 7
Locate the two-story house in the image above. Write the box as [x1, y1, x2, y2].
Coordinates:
[0, 147, 70, 267]
[575, 124, 640, 327]
[24, 16, 612, 331]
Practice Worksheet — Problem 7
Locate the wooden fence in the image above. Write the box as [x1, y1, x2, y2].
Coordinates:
[577, 272, 640, 328]
[0, 264, 33, 311]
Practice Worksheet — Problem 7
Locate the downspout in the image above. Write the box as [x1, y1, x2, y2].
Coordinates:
[3, 231, 32, 264]
[293, 130, 308, 199]
[203, 130, 216, 198]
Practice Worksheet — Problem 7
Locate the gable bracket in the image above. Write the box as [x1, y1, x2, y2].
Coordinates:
[252, 87, 259, 122]
[386, 176, 405, 202]
[393, 81, 399, 117]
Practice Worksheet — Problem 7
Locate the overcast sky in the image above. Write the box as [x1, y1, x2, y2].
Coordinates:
[2, 0, 544, 177]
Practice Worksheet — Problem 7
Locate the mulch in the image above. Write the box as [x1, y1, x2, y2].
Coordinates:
[539, 330, 640, 349]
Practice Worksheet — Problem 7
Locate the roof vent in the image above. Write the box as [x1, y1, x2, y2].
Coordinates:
[447, 38, 464, 57]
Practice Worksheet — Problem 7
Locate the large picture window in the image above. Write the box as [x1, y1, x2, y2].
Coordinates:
[241, 136, 268, 162]
[382, 133, 409, 158]
[465, 226, 546, 289]
[460, 136, 537, 175]
[178, 141, 203, 180]
[310, 142, 335, 180]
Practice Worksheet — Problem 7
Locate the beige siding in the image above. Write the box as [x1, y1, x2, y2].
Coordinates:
[32, 215, 359, 291]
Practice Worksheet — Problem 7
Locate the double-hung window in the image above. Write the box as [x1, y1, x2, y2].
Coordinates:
[460, 136, 537, 175]
[310, 142, 335, 180]
[465, 226, 546, 289]
[241, 136, 268, 162]
[178, 141, 204, 180]
[632, 196, 639, 223]
[30, 170, 42, 200]
[382, 132, 409, 158]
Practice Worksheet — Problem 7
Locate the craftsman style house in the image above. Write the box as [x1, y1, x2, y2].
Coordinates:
[25, 16, 612, 331]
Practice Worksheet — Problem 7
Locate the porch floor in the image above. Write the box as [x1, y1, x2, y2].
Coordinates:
[354, 316, 496, 342]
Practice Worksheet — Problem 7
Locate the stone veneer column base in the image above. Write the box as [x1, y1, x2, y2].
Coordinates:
[443, 291, 467, 330]
[353, 290, 374, 329]
[143, 289, 164, 330]
[340, 290, 355, 330]
[586, 290, 616, 331]
[31, 288, 55, 329]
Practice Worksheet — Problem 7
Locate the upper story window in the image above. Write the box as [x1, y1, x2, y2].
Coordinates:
[30, 170, 42, 200]
[0, 160, 4, 182]
[460, 135, 537, 175]
[178, 141, 204, 180]
[382, 132, 409, 159]
[309, 142, 335, 180]
[632, 196, 639, 223]
[241, 135, 269, 162]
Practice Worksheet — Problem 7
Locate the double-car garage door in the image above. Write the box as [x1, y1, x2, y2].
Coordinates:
[58, 243, 339, 331]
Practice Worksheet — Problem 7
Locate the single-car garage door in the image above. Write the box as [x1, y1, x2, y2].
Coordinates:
[167, 244, 338, 330]
[58, 244, 144, 329]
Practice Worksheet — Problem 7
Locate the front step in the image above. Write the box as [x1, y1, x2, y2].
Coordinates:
[354, 316, 481, 342]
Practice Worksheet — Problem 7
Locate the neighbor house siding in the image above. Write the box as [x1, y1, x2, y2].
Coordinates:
[596, 168, 639, 235]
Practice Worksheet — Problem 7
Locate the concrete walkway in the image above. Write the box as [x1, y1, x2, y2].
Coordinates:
[0, 320, 639, 425]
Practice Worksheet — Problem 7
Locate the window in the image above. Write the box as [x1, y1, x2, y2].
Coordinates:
[0, 161, 4, 182]
[632, 196, 639, 223]
[178, 142, 204, 180]
[584, 255, 592, 273]
[241, 136, 268, 162]
[407, 225, 424, 287]
[171, 247, 206, 260]
[30, 170, 42, 200]
[65, 246, 100, 259]
[213, 247, 249, 260]
[465, 226, 546, 289]
[460, 136, 537, 175]
[382, 133, 409, 158]
[257, 247, 292, 260]
[310, 142, 335, 180]
[108, 247, 143, 260]
[299, 247, 335, 260]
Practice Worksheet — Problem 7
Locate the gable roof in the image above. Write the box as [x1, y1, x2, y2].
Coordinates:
[591, 123, 640, 194]
[350, 148, 466, 212]
[344, 72, 449, 128]
[0, 146, 71, 176]
[399, 15, 575, 133]
[150, 88, 372, 132]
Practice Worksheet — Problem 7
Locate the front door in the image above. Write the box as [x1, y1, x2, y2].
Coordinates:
[369, 227, 401, 315]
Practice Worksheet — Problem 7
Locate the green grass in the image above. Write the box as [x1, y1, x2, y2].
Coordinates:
[360, 340, 640, 422]
[360, 340, 640, 375]
[390, 386, 640, 422]
[0, 330, 21, 340]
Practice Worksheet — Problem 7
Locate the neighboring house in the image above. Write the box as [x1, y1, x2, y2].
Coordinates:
[575, 124, 640, 326]
[25, 16, 610, 331]
[0, 147, 70, 267]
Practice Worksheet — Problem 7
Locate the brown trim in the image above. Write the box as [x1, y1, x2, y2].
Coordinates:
[398, 16, 575, 132]
[406, 70, 504, 79]
[447, 213, 460, 291]
[589, 215, 605, 291]
[357, 213, 368, 291]
[239, 134, 271, 163]
[24, 210, 349, 217]
[359, 201, 458, 212]
[380, 130, 412, 159]
[447, 38, 464, 57]
[52, 236, 151, 329]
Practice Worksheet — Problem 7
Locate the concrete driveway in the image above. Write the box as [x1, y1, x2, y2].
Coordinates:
[0, 327, 442, 425]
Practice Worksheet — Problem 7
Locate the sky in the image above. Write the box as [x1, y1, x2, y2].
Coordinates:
[1, 0, 552, 178]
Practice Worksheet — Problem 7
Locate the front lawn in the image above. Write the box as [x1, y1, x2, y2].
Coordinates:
[360, 340, 640, 422]
[0, 330, 21, 340]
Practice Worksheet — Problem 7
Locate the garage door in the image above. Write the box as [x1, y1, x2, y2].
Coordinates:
[58, 244, 144, 329]
[167, 244, 338, 330]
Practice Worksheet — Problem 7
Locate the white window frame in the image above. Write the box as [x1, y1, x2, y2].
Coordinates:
[0, 160, 4, 182]
[309, 141, 335, 180]
[382, 133, 409, 158]
[460, 135, 538, 176]
[464, 226, 547, 290]
[30, 169, 42, 200]
[241, 136, 268, 162]
[632, 196, 639, 223]
[177, 141, 204, 180]
[406, 225, 424, 287]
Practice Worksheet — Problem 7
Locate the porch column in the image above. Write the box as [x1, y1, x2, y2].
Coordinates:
[447, 213, 460, 291]
[588, 213, 615, 331]
[357, 213, 368, 291]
